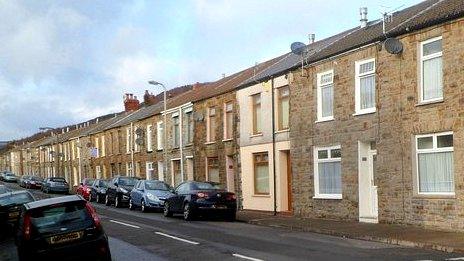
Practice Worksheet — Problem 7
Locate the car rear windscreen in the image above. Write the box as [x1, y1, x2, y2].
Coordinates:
[30, 202, 94, 235]
[145, 181, 170, 191]
[50, 178, 66, 183]
[84, 179, 94, 186]
[0, 193, 34, 206]
[119, 177, 136, 186]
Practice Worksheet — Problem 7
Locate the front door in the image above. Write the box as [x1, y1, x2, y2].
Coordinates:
[358, 141, 378, 223]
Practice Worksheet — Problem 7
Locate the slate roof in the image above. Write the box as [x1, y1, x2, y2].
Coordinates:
[240, 0, 464, 87]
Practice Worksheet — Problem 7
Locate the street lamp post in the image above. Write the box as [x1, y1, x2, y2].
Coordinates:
[148, 81, 167, 181]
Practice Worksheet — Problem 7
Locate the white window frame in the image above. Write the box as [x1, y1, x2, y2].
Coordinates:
[96, 165, 101, 179]
[172, 116, 180, 148]
[101, 135, 105, 157]
[156, 121, 164, 150]
[126, 128, 131, 154]
[134, 126, 140, 153]
[94, 137, 100, 158]
[223, 102, 234, 140]
[354, 58, 376, 115]
[316, 70, 334, 122]
[415, 131, 454, 196]
[207, 107, 216, 142]
[126, 162, 133, 176]
[146, 162, 154, 179]
[146, 124, 153, 152]
[419, 36, 443, 103]
[313, 145, 342, 199]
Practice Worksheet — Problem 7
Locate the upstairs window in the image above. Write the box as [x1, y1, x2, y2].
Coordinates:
[317, 70, 334, 121]
[126, 128, 131, 153]
[100, 135, 105, 157]
[94, 137, 100, 158]
[157, 121, 164, 150]
[355, 58, 376, 114]
[146, 124, 153, 152]
[173, 116, 180, 148]
[185, 111, 194, 144]
[278, 86, 290, 130]
[252, 93, 262, 134]
[207, 107, 216, 142]
[224, 102, 234, 140]
[420, 36, 443, 103]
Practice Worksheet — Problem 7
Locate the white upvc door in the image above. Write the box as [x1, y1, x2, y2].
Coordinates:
[358, 141, 378, 223]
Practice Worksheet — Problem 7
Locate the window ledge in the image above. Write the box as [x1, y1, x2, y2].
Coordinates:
[415, 99, 444, 107]
[222, 138, 233, 142]
[252, 194, 271, 198]
[157, 149, 164, 152]
[313, 194, 342, 200]
[275, 129, 289, 134]
[184, 143, 193, 147]
[315, 117, 334, 123]
[353, 110, 376, 117]
[204, 141, 216, 145]
[414, 193, 455, 199]
[250, 133, 263, 138]
[146, 150, 153, 153]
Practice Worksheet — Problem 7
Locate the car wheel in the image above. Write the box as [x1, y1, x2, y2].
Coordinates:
[96, 194, 101, 203]
[115, 195, 120, 208]
[226, 211, 236, 222]
[163, 202, 173, 217]
[183, 203, 194, 221]
[105, 195, 111, 206]
[141, 199, 148, 213]
[129, 199, 135, 210]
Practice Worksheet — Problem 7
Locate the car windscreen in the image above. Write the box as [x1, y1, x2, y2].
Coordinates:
[192, 182, 223, 190]
[118, 177, 136, 186]
[30, 202, 94, 235]
[145, 181, 170, 191]
[5, 173, 15, 176]
[84, 179, 94, 186]
[0, 193, 34, 206]
[98, 180, 108, 188]
[50, 178, 66, 183]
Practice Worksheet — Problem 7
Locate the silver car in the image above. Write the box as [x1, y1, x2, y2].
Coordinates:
[3, 173, 18, 183]
[42, 177, 70, 194]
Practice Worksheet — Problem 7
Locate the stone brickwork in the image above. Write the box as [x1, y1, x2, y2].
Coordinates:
[290, 19, 464, 231]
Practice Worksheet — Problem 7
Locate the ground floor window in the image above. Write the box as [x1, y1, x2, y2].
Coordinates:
[253, 152, 269, 195]
[207, 157, 219, 183]
[146, 162, 154, 180]
[126, 162, 133, 176]
[416, 132, 454, 194]
[314, 145, 342, 199]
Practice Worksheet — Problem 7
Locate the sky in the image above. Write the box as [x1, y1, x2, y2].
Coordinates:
[0, 0, 424, 141]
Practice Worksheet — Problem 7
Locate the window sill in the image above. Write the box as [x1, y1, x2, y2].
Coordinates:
[275, 129, 289, 134]
[157, 149, 164, 152]
[204, 141, 216, 145]
[250, 133, 263, 138]
[414, 193, 455, 199]
[353, 110, 376, 117]
[184, 143, 193, 147]
[146, 150, 153, 153]
[313, 194, 342, 200]
[415, 99, 444, 107]
[315, 117, 334, 123]
[222, 138, 233, 142]
[252, 194, 271, 198]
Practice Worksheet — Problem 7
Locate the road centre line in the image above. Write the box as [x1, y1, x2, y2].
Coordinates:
[232, 253, 265, 261]
[154, 232, 200, 245]
[109, 219, 141, 229]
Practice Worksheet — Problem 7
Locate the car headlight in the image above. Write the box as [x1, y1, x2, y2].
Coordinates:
[120, 188, 128, 193]
[147, 193, 159, 201]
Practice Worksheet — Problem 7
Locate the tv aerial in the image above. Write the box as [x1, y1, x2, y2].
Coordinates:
[290, 42, 308, 76]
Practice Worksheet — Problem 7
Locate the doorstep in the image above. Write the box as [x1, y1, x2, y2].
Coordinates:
[236, 210, 464, 253]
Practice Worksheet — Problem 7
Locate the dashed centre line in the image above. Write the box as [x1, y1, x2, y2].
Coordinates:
[154, 232, 200, 245]
[109, 219, 141, 229]
[232, 253, 265, 261]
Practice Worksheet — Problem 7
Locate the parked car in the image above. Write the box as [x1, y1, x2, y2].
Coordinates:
[25, 176, 43, 189]
[0, 185, 11, 194]
[18, 175, 31, 187]
[105, 176, 139, 208]
[90, 179, 109, 203]
[3, 172, 19, 183]
[76, 178, 95, 201]
[129, 180, 173, 212]
[163, 181, 237, 221]
[0, 191, 35, 230]
[15, 195, 111, 261]
[42, 177, 70, 194]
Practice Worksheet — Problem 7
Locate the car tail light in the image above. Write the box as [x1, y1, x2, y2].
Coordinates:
[227, 194, 237, 201]
[85, 202, 102, 230]
[23, 213, 32, 240]
[86, 188, 91, 193]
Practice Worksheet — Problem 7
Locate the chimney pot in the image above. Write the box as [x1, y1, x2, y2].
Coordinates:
[308, 33, 315, 44]
[360, 7, 368, 28]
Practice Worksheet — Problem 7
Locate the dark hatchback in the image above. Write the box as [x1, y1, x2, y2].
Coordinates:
[0, 191, 35, 230]
[105, 176, 139, 208]
[90, 179, 109, 203]
[15, 195, 111, 261]
[164, 181, 237, 221]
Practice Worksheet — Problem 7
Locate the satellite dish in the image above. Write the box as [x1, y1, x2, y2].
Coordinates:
[384, 38, 403, 54]
[290, 42, 306, 55]
[135, 128, 144, 136]
[194, 112, 204, 122]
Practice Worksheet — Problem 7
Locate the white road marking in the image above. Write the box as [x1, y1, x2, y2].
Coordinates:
[109, 219, 141, 229]
[232, 253, 264, 261]
[154, 232, 200, 245]
[446, 258, 464, 261]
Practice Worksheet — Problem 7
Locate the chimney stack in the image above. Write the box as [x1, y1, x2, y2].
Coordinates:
[143, 90, 157, 106]
[124, 93, 140, 112]
[308, 33, 315, 44]
[360, 7, 368, 28]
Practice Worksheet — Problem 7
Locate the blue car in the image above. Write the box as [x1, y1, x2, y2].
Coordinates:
[129, 180, 173, 212]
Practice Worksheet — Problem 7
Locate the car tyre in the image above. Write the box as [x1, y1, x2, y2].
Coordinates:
[96, 194, 101, 203]
[105, 194, 111, 206]
[115, 195, 121, 208]
[141, 199, 148, 213]
[163, 202, 172, 217]
[129, 199, 135, 210]
[226, 211, 236, 222]
[183, 203, 194, 221]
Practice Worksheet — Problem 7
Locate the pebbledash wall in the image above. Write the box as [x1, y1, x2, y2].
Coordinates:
[290, 18, 464, 231]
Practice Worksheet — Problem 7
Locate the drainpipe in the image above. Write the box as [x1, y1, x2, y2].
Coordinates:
[131, 122, 134, 177]
[271, 79, 277, 216]
[179, 107, 184, 182]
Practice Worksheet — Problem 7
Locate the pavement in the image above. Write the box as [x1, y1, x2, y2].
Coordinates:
[236, 210, 464, 253]
[1, 181, 463, 260]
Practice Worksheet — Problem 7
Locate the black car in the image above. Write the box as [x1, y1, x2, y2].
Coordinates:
[105, 176, 139, 208]
[90, 179, 109, 203]
[163, 181, 237, 221]
[42, 177, 70, 194]
[15, 195, 111, 261]
[0, 191, 35, 230]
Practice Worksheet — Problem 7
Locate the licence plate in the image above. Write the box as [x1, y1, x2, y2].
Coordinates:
[49, 231, 84, 244]
[215, 205, 227, 209]
[8, 212, 19, 218]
